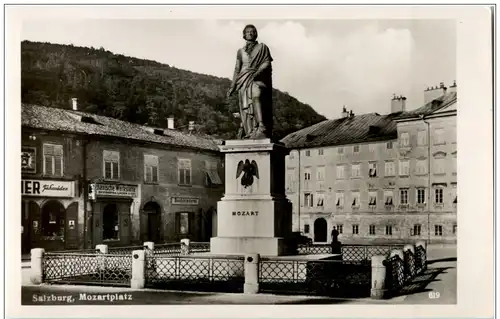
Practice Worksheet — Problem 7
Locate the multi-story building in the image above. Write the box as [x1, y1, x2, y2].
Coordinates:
[281, 83, 457, 244]
[21, 102, 224, 252]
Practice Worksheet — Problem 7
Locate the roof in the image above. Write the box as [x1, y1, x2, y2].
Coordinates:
[280, 112, 398, 149]
[395, 91, 457, 120]
[22, 104, 221, 152]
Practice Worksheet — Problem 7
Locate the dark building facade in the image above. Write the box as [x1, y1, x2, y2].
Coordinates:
[22, 104, 224, 252]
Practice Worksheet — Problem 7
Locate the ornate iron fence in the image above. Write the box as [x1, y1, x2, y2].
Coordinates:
[384, 255, 405, 296]
[43, 252, 132, 286]
[154, 243, 182, 256]
[404, 250, 416, 281]
[258, 258, 371, 297]
[108, 245, 145, 255]
[145, 255, 245, 292]
[415, 245, 427, 273]
[190, 242, 211, 253]
[297, 244, 331, 255]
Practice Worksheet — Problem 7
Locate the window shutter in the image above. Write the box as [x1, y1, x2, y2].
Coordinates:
[105, 162, 112, 179]
[152, 166, 158, 182]
[186, 169, 191, 185]
[45, 156, 53, 175]
[112, 162, 119, 179]
[54, 156, 62, 176]
[43, 144, 55, 156]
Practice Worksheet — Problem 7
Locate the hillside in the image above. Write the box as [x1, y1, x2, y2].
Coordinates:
[21, 41, 326, 140]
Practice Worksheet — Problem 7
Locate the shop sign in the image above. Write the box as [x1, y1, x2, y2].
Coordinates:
[21, 147, 36, 173]
[22, 179, 75, 198]
[171, 197, 199, 205]
[92, 183, 138, 198]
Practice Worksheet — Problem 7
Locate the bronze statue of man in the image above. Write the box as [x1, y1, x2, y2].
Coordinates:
[227, 24, 274, 139]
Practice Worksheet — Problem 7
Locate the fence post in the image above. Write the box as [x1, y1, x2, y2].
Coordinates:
[370, 255, 387, 299]
[390, 249, 405, 289]
[180, 238, 190, 255]
[30, 248, 45, 285]
[416, 240, 427, 271]
[143, 242, 155, 273]
[131, 250, 145, 289]
[96, 244, 108, 254]
[244, 253, 260, 294]
[96, 244, 108, 273]
[403, 244, 416, 279]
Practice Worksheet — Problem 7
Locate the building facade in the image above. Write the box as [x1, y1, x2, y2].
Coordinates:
[282, 83, 457, 244]
[22, 104, 224, 252]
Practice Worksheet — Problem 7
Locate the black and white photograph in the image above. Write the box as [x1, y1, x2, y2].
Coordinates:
[4, 4, 494, 319]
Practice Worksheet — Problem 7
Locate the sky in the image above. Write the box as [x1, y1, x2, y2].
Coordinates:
[21, 19, 456, 119]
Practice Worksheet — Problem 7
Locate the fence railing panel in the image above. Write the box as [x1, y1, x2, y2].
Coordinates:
[43, 253, 131, 286]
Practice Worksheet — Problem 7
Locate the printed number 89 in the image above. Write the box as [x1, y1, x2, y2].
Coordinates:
[428, 291, 441, 299]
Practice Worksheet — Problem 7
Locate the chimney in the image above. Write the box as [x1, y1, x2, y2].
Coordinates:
[341, 106, 348, 118]
[188, 121, 195, 132]
[349, 110, 354, 118]
[424, 82, 448, 104]
[167, 117, 175, 129]
[71, 98, 78, 111]
[448, 80, 457, 94]
[390, 94, 407, 113]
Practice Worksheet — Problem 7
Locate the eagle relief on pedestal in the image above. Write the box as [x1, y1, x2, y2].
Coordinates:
[236, 159, 259, 188]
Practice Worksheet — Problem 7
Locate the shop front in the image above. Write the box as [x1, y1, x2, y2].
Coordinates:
[90, 183, 138, 247]
[21, 179, 79, 252]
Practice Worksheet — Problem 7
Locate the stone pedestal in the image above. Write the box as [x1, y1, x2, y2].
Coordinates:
[210, 139, 293, 256]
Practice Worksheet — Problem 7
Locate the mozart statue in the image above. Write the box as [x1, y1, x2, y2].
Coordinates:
[227, 24, 274, 140]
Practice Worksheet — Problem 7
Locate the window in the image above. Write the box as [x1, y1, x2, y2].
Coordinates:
[434, 225, 443, 236]
[352, 224, 359, 235]
[369, 162, 377, 177]
[385, 225, 392, 235]
[435, 188, 444, 204]
[305, 150, 311, 157]
[434, 158, 445, 175]
[316, 166, 325, 181]
[386, 141, 393, 149]
[417, 130, 427, 146]
[178, 159, 192, 185]
[399, 160, 410, 176]
[453, 224, 457, 234]
[336, 224, 343, 234]
[417, 188, 426, 204]
[205, 160, 222, 186]
[43, 144, 63, 176]
[318, 148, 324, 156]
[452, 154, 457, 174]
[351, 192, 360, 207]
[336, 165, 345, 179]
[304, 224, 310, 234]
[452, 185, 457, 204]
[338, 147, 344, 154]
[369, 192, 377, 207]
[413, 224, 421, 236]
[434, 128, 445, 144]
[304, 168, 312, 189]
[351, 164, 361, 178]
[103, 150, 120, 179]
[316, 193, 325, 207]
[335, 192, 344, 207]
[369, 144, 377, 152]
[103, 203, 119, 240]
[384, 190, 394, 206]
[178, 212, 190, 235]
[304, 193, 314, 207]
[385, 161, 395, 176]
[369, 225, 376, 235]
[400, 132, 410, 147]
[353, 145, 360, 153]
[400, 189, 409, 205]
[286, 169, 296, 192]
[144, 154, 159, 183]
[416, 159, 427, 175]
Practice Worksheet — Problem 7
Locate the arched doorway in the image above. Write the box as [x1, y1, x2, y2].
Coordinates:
[103, 203, 119, 241]
[143, 202, 161, 243]
[40, 200, 66, 250]
[314, 218, 327, 242]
